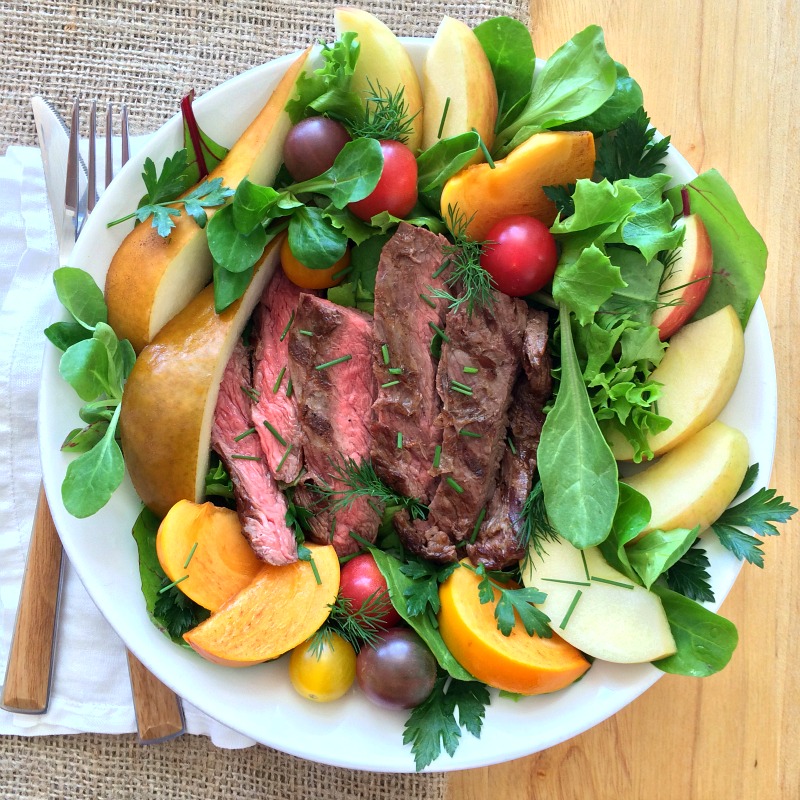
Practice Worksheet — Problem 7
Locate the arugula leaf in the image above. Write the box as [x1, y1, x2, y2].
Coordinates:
[402, 672, 490, 771]
[417, 131, 481, 193]
[626, 526, 699, 589]
[598, 482, 651, 583]
[473, 564, 551, 637]
[595, 107, 671, 182]
[666, 543, 715, 603]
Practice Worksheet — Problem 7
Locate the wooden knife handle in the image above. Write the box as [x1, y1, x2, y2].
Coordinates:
[126, 651, 185, 743]
[1, 483, 63, 713]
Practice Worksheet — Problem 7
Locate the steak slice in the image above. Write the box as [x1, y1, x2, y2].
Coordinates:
[468, 309, 552, 569]
[288, 294, 380, 556]
[395, 294, 528, 562]
[251, 270, 304, 483]
[370, 222, 450, 503]
[211, 340, 297, 565]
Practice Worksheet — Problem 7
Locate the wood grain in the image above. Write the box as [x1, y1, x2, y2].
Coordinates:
[447, 1, 799, 797]
[125, 651, 185, 743]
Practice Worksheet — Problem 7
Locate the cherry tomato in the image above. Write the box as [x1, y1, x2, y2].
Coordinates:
[479, 215, 558, 297]
[339, 553, 401, 628]
[289, 632, 356, 702]
[348, 139, 418, 222]
[280, 235, 350, 290]
[283, 117, 351, 182]
[356, 628, 437, 709]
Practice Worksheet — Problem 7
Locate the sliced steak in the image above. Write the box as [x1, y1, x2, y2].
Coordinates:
[211, 340, 297, 565]
[468, 309, 552, 569]
[370, 222, 450, 503]
[395, 294, 528, 562]
[251, 270, 305, 483]
[288, 294, 380, 556]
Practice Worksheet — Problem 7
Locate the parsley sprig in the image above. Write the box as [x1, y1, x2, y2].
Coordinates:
[595, 106, 671, 183]
[665, 542, 714, 603]
[399, 558, 459, 618]
[709, 464, 797, 567]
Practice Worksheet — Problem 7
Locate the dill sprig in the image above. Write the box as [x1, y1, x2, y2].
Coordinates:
[347, 79, 418, 143]
[429, 204, 496, 316]
[309, 591, 391, 656]
[314, 455, 428, 520]
[517, 479, 560, 558]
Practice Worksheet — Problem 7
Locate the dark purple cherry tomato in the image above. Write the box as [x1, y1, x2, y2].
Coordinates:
[339, 553, 401, 629]
[283, 117, 351, 182]
[356, 628, 437, 709]
[348, 139, 418, 221]
[480, 215, 558, 297]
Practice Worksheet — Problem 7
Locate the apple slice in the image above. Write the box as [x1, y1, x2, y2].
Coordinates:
[119, 236, 283, 518]
[105, 49, 310, 353]
[521, 538, 676, 663]
[606, 304, 744, 460]
[333, 7, 423, 153]
[652, 214, 714, 340]
[623, 420, 749, 535]
[421, 17, 498, 158]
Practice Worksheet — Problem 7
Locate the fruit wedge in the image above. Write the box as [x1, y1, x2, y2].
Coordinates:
[421, 16, 498, 158]
[606, 305, 744, 460]
[333, 7, 423, 153]
[623, 420, 749, 535]
[438, 560, 589, 695]
[521, 538, 676, 663]
[118, 236, 283, 518]
[105, 49, 310, 353]
[184, 544, 340, 667]
[440, 131, 595, 241]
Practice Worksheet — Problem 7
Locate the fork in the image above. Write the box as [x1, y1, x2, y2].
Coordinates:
[1, 100, 185, 743]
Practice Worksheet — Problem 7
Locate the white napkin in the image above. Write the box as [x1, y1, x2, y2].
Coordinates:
[0, 145, 255, 747]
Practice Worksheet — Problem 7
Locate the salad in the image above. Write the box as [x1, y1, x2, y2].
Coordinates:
[45, 10, 796, 771]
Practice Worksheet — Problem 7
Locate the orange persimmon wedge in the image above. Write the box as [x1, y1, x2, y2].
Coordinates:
[438, 561, 590, 695]
[439, 130, 595, 241]
[183, 544, 339, 667]
[156, 500, 263, 612]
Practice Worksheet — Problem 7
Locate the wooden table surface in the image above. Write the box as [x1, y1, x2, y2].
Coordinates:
[448, 1, 799, 798]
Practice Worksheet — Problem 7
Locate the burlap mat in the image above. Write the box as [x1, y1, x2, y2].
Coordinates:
[0, 0, 530, 795]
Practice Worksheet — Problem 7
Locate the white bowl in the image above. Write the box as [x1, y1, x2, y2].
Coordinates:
[38, 39, 777, 772]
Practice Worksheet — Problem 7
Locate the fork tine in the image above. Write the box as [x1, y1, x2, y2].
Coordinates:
[105, 103, 114, 189]
[121, 104, 130, 167]
[87, 100, 98, 214]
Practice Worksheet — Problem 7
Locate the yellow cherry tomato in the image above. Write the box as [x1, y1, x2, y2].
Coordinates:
[280, 236, 350, 290]
[289, 631, 356, 702]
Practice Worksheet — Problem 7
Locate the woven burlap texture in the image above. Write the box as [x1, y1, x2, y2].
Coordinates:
[0, 0, 529, 153]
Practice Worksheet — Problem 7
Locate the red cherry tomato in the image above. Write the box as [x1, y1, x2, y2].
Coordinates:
[339, 553, 401, 629]
[348, 140, 418, 222]
[480, 215, 558, 297]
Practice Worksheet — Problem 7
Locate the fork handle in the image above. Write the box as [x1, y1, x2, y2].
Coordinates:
[1, 483, 63, 713]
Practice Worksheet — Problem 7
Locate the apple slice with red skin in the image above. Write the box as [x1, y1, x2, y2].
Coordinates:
[652, 214, 713, 340]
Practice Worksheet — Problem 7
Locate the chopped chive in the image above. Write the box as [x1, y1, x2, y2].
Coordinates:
[433, 445, 442, 469]
[580, 550, 590, 581]
[338, 552, 361, 565]
[272, 366, 286, 394]
[437, 96, 451, 139]
[559, 590, 583, 630]
[286, 378, 293, 398]
[419, 292, 436, 309]
[451, 379, 472, 391]
[348, 531, 373, 550]
[183, 542, 198, 569]
[230, 454, 262, 461]
[507, 436, 516, 455]
[381, 380, 400, 388]
[451, 385, 473, 396]
[472, 127, 495, 168]
[432, 259, 450, 279]
[280, 312, 294, 342]
[541, 578, 591, 587]
[590, 575, 636, 590]
[159, 574, 189, 594]
[397, 432, 403, 449]
[299, 329, 314, 337]
[463, 366, 479, 374]
[262, 419, 287, 446]
[381, 344, 390, 364]
[276, 444, 293, 472]
[241, 384, 260, 402]
[428, 321, 450, 342]
[460, 429, 482, 438]
[455, 540, 467, 548]
[332, 265, 352, 282]
[470, 507, 487, 543]
[306, 554, 321, 585]
[315, 354, 352, 370]
[446, 476, 464, 494]
[367, 500, 382, 516]
[234, 427, 256, 442]
[388, 367, 403, 375]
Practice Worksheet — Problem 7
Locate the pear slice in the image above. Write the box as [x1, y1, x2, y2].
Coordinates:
[333, 7, 423, 153]
[106, 49, 310, 353]
[623, 420, 749, 535]
[118, 236, 283, 518]
[521, 538, 676, 663]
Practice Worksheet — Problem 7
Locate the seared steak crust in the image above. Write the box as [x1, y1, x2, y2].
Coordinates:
[395, 294, 528, 562]
[288, 294, 380, 556]
[211, 340, 297, 565]
[370, 223, 450, 503]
